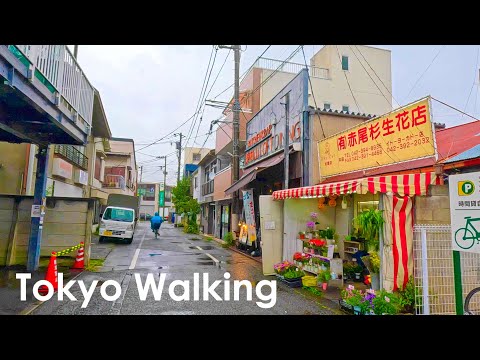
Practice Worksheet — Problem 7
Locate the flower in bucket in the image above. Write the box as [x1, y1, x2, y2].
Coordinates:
[309, 239, 326, 248]
[274, 260, 295, 275]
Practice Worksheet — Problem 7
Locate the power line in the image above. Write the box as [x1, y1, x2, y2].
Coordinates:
[301, 46, 325, 139]
[184, 46, 217, 151]
[334, 45, 361, 113]
[404, 45, 446, 102]
[213, 45, 271, 100]
[193, 47, 232, 146]
[463, 46, 480, 117]
[350, 45, 399, 108]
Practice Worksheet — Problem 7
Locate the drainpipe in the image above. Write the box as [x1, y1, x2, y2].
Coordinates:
[26, 144, 36, 195]
[22, 144, 31, 194]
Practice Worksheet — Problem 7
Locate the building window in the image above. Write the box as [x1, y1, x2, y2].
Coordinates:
[324, 103, 331, 110]
[193, 153, 201, 161]
[194, 176, 198, 189]
[94, 155, 102, 181]
[342, 105, 349, 113]
[341, 55, 349, 71]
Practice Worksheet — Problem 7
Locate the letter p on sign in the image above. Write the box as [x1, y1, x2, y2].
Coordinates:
[459, 181, 475, 196]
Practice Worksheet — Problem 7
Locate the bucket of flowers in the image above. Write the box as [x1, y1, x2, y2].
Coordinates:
[282, 267, 305, 288]
[274, 260, 295, 280]
[309, 238, 327, 256]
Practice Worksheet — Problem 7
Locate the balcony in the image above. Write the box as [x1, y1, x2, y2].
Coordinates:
[253, 57, 329, 79]
[54, 144, 88, 170]
[202, 179, 214, 196]
[102, 175, 126, 190]
[0, 45, 94, 146]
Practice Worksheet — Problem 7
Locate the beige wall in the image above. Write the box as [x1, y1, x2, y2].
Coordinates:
[310, 45, 392, 116]
[259, 70, 297, 108]
[184, 147, 212, 165]
[415, 185, 450, 224]
[0, 143, 28, 195]
[311, 113, 369, 184]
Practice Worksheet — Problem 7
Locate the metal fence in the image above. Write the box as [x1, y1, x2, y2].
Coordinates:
[413, 224, 480, 314]
[54, 144, 88, 170]
[11, 45, 94, 125]
[254, 57, 330, 79]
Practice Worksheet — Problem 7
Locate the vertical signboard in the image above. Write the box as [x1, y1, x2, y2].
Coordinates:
[242, 189, 257, 244]
[159, 191, 165, 207]
[449, 171, 480, 253]
[244, 69, 308, 168]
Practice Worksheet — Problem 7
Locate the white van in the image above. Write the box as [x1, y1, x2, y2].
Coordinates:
[99, 206, 136, 244]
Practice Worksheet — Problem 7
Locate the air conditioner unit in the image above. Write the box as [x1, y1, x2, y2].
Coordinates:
[74, 169, 88, 185]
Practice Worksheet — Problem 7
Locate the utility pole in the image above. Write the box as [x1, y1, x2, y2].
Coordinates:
[174, 133, 183, 185]
[73, 45, 78, 59]
[219, 45, 241, 230]
[139, 165, 143, 183]
[160, 156, 167, 218]
[282, 92, 290, 190]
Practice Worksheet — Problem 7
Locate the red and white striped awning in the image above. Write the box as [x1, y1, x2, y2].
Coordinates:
[272, 172, 441, 200]
[364, 172, 441, 196]
[272, 179, 361, 200]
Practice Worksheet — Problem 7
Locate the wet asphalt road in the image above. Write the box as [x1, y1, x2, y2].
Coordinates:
[32, 222, 341, 315]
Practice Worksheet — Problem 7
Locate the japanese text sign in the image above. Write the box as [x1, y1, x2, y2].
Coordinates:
[242, 189, 257, 243]
[449, 172, 480, 254]
[318, 98, 436, 177]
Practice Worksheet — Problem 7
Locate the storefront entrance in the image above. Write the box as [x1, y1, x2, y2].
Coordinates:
[220, 205, 230, 239]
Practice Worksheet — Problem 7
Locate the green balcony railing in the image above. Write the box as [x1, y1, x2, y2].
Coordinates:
[54, 144, 88, 170]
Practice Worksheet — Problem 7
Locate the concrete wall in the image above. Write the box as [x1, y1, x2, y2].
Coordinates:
[183, 147, 212, 166]
[310, 112, 369, 184]
[310, 45, 392, 116]
[260, 70, 297, 108]
[415, 185, 451, 224]
[0, 143, 28, 194]
[0, 196, 92, 266]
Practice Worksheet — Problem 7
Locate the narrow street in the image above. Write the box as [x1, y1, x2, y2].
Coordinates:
[32, 222, 341, 315]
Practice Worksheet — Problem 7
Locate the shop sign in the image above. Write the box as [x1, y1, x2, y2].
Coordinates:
[318, 97, 436, 177]
[159, 191, 165, 207]
[244, 69, 308, 168]
[242, 189, 257, 243]
[449, 171, 480, 254]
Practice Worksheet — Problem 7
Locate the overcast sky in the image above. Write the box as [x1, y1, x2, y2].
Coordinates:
[70, 45, 480, 184]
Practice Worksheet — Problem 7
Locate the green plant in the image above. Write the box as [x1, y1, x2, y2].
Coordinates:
[372, 290, 400, 315]
[324, 227, 335, 240]
[355, 208, 384, 252]
[352, 264, 363, 273]
[317, 269, 332, 283]
[345, 234, 352, 241]
[172, 177, 201, 226]
[284, 268, 305, 279]
[396, 276, 415, 313]
[204, 236, 213, 242]
[303, 286, 323, 296]
[222, 232, 235, 247]
[184, 221, 199, 234]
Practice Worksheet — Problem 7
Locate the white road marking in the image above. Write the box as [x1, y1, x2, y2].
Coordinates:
[129, 230, 146, 270]
[195, 246, 220, 267]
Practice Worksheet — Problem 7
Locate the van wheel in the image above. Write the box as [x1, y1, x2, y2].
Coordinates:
[99, 236, 105, 243]
[125, 237, 133, 244]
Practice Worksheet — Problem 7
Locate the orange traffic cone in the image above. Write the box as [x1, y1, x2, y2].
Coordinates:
[39, 252, 58, 294]
[71, 242, 84, 270]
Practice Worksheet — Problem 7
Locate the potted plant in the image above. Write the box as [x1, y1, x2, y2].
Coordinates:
[355, 208, 384, 253]
[298, 231, 306, 240]
[362, 251, 381, 290]
[317, 269, 332, 290]
[283, 267, 305, 288]
[352, 264, 363, 282]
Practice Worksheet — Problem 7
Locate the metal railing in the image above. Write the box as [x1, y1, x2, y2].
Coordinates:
[253, 57, 330, 79]
[54, 144, 88, 170]
[10, 45, 94, 126]
[413, 224, 480, 315]
[102, 174, 126, 190]
[202, 180, 214, 196]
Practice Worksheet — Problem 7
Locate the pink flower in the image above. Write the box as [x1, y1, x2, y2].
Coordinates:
[385, 296, 390, 303]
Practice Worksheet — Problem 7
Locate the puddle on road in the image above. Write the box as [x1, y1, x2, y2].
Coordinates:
[158, 266, 170, 269]
[189, 245, 214, 250]
[189, 238, 200, 241]
[148, 253, 163, 257]
[194, 261, 215, 266]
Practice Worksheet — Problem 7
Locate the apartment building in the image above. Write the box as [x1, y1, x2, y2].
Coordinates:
[183, 147, 213, 178]
[103, 138, 138, 196]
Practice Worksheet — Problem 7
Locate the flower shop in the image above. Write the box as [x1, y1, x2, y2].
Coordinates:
[269, 171, 441, 314]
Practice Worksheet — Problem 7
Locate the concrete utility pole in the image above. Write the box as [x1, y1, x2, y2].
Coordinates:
[161, 156, 167, 218]
[139, 165, 143, 183]
[219, 44, 241, 230]
[73, 45, 78, 59]
[282, 92, 290, 190]
[174, 132, 183, 185]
